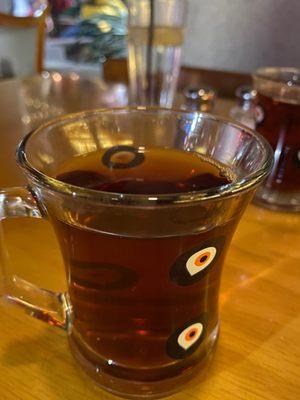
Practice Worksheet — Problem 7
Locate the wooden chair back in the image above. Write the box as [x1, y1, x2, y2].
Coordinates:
[0, 8, 48, 78]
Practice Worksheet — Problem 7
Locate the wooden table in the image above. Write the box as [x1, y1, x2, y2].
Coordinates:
[0, 75, 299, 400]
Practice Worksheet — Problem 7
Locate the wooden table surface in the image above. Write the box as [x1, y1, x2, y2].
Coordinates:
[0, 74, 299, 400]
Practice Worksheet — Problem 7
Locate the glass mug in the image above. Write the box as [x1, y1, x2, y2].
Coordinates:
[253, 67, 300, 211]
[0, 109, 273, 399]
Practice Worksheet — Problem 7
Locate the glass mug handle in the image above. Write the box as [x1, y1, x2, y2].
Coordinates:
[0, 187, 71, 330]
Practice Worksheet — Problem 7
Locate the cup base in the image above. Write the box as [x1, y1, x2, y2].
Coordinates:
[254, 187, 300, 212]
[68, 324, 219, 399]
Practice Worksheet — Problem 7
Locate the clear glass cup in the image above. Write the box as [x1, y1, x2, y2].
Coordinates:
[0, 108, 273, 399]
[253, 67, 300, 211]
[128, 0, 187, 107]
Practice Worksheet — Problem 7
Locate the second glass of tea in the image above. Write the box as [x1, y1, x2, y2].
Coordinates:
[1, 109, 273, 399]
[253, 67, 300, 211]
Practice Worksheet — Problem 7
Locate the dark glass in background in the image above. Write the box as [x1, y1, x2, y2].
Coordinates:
[253, 67, 300, 211]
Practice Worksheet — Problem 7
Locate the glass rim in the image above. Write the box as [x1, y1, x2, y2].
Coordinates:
[253, 66, 300, 87]
[17, 107, 274, 206]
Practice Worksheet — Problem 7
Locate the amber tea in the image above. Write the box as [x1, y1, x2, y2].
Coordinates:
[53, 147, 236, 384]
[253, 67, 300, 210]
[256, 93, 300, 192]
[56, 147, 231, 194]
[10, 108, 272, 399]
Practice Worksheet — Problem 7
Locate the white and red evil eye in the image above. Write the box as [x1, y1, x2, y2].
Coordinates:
[166, 314, 208, 359]
[177, 323, 203, 350]
[186, 247, 217, 276]
[170, 237, 225, 286]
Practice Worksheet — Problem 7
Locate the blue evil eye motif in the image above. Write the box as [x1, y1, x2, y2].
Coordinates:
[102, 145, 145, 169]
[166, 314, 208, 359]
[170, 237, 225, 286]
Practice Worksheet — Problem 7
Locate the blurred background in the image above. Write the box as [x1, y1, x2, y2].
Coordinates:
[0, 0, 299, 80]
[185, 0, 299, 73]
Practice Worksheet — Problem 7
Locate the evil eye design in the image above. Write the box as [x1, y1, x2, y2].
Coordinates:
[186, 247, 217, 276]
[70, 260, 138, 291]
[177, 323, 203, 350]
[170, 237, 225, 286]
[102, 145, 145, 169]
[166, 315, 208, 359]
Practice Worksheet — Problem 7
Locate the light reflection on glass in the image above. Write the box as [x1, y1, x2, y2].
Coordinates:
[62, 122, 98, 155]
[37, 153, 55, 165]
[52, 73, 62, 83]
[69, 73, 80, 81]
[42, 71, 50, 79]
[21, 94, 64, 127]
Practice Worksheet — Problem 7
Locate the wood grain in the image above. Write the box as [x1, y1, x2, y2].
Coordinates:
[0, 76, 299, 400]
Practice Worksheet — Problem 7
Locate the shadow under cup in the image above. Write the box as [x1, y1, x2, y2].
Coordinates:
[17, 109, 273, 399]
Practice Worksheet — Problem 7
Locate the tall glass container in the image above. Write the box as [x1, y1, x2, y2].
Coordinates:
[128, 0, 187, 107]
